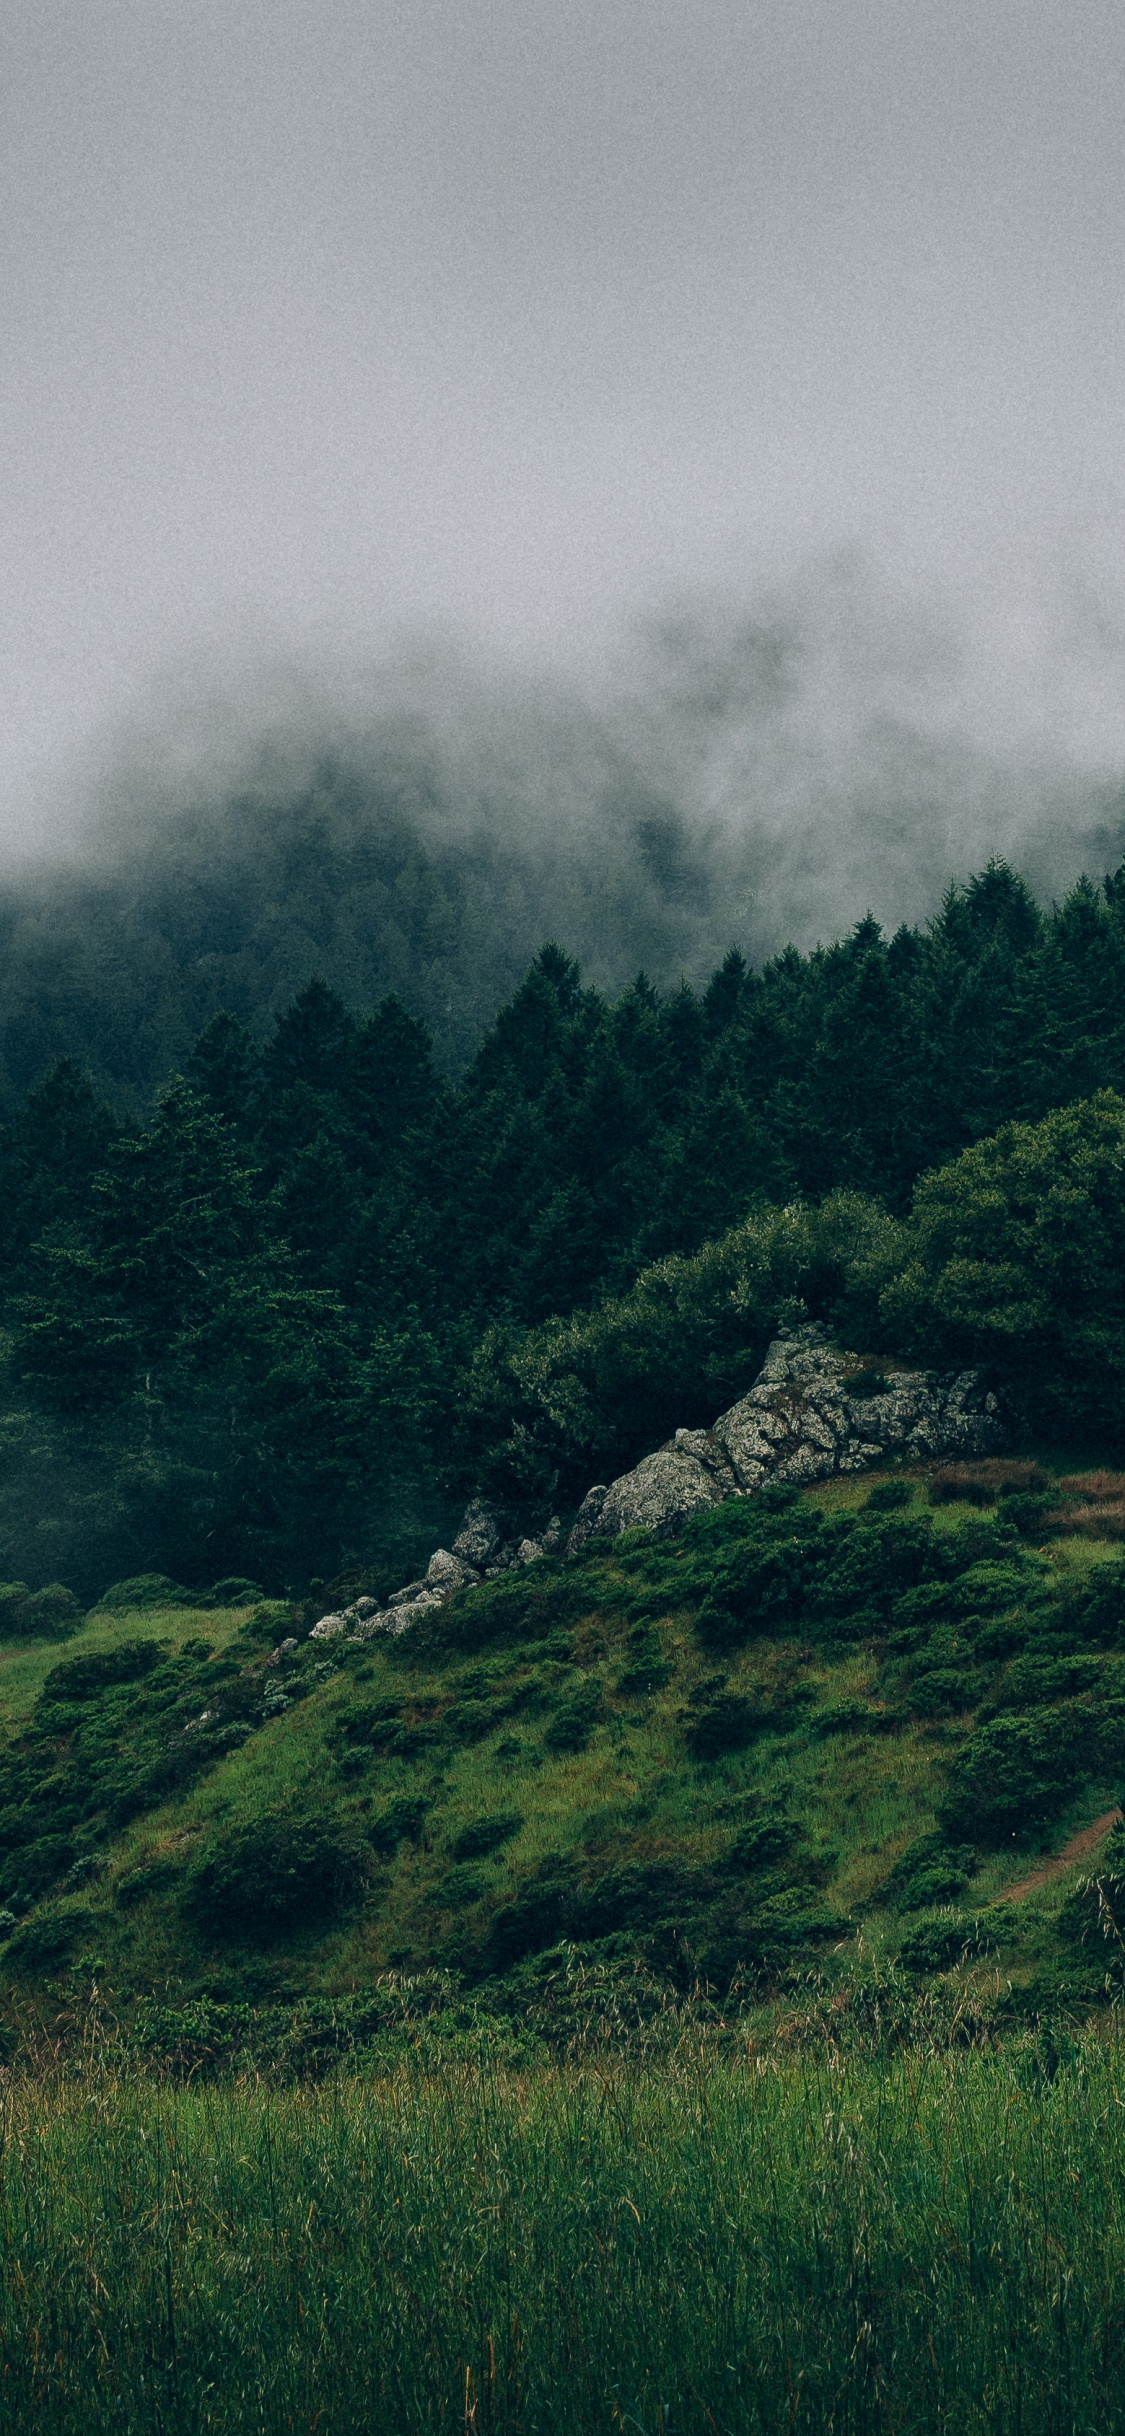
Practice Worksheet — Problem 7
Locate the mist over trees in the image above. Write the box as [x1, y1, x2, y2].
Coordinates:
[1, 853, 1125, 1600]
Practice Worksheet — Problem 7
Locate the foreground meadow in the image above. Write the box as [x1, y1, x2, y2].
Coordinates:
[1, 2035, 1124, 2435]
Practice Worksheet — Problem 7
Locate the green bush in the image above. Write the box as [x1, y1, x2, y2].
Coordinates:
[6, 1900, 92, 1968]
[939, 1707, 1096, 1843]
[682, 1685, 759, 1759]
[882, 1836, 975, 1912]
[880, 1092, 1125, 1439]
[866, 1477, 912, 1511]
[92, 1574, 194, 1612]
[898, 1912, 993, 1974]
[0, 1579, 81, 1638]
[41, 1639, 165, 1702]
[450, 1812, 524, 1862]
[182, 1808, 369, 1943]
[542, 1682, 603, 1753]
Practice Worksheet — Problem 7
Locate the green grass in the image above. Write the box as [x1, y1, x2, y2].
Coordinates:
[0, 1599, 259, 1732]
[2, 1462, 1125, 2031]
[3, 2035, 1125, 2433]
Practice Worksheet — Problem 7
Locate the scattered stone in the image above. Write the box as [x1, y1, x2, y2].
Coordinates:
[309, 1613, 348, 1641]
[425, 1548, 480, 1595]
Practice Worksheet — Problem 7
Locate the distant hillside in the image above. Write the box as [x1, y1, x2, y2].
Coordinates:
[1, 1459, 1123, 2048]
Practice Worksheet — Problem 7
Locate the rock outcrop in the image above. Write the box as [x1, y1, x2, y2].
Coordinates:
[306, 1322, 1005, 1643]
[569, 1325, 1004, 1552]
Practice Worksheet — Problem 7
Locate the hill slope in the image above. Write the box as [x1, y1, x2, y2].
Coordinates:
[2, 1456, 1124, 2053]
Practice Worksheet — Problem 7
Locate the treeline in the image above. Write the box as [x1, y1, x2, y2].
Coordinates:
[0, 754, 742, 1106]
[2, 858, 1125, 1597]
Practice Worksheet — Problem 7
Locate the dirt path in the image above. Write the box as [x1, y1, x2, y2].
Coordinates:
[995, 1806, 1123, 1905]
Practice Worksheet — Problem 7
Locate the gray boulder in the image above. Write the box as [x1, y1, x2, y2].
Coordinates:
[713, 1324, 1003, 1491]
[452, 1499, 512, 1570]
[567, 1322, 1004, 1552]
[567, 1442, 728, 1553]
[425, 1547, 481, 1596]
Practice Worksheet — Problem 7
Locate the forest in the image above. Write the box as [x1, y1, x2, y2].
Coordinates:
[0, 855, 1123, 1602]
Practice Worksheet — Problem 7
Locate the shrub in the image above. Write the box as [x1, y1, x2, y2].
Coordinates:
[882, 1836, 975, 1912]
[114, 1859, 180, 1908]
[92, 1575, 193, 1612]
[42, 1640, 165, 1703]
[0, 1580, 81, 1638]
[907, 1668, 981, 1718]
[866, 1478, 912, 1511]
[930, 1461, 1049, 1507]
[682, 1686, 759, 1759]
[726, 1814, 796, 1870]
[450, 1812, 523, 1862]
[0, 1582, 30, 1635]
[542, 1682, 603, 1753]
[367, 1795, 429, 1856]
[182, 1808, 368, 1943]
[6, 1901, 92, 1968]
[880, 1093, 1125, 1437]
[898, 1912, 994, 1974]
[939, 1707, 1094, 1843]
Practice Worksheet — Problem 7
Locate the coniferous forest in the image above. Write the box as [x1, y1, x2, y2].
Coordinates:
[2, 855, 1125, 1601]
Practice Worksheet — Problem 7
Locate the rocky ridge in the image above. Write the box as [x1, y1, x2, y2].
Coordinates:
[308, 1324, 1004, 1647]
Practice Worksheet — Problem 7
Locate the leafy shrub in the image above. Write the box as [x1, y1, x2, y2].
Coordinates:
[939, 1707, 1096, 1843]
[880, 1093, 1125, 1436]
[0, 1582, 30, 1635]
[114, 1858, 181, 1908]
[866, 1478, 912, 1511]
[907, 1668, 981, 1718]
[182, 1808, 368, 1943]
[813, 1698, 891, 1735]
[92, 1575, 193, 1612]
[481, 1856, 577, 1970]
[996, 1492, 1055, 1538]
[0, 1580, 81, 1638]
[367, 1795, 429, 1856]
[207, 1577, 263, 1605]
[898, 1912, 994, 1974]
[848, 1369, 890, 1399]
[421, 1567, 595, 1657]
[6, 1901, 92, 1968]
[429, 1865, 487, 1910]
[543, 1682, 604, 1753]
[682, 1685, 759, 1759]
[882, 1836, 975, 1912]
[41, 1639, 165, 1702]
[616, 1628, 671, 1695]
[450, 1812, 523, 1862]
[726, 1814, 796, 1870]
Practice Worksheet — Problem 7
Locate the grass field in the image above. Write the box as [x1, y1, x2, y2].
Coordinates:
[1, 2033, 1124, 2434]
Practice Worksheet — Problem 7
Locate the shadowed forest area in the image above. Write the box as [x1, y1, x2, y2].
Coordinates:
[1, 855, 1125, 1595]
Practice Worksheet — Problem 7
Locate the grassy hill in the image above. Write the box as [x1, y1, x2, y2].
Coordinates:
[2, 1453, 1124, 2061]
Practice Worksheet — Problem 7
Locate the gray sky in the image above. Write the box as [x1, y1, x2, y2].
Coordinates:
[2, 0, 1124, 845]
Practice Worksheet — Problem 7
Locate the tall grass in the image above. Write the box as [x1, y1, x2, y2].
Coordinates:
[0, 2036, 1123, 2432]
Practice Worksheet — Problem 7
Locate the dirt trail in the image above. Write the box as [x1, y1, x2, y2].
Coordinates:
[996, 1806, 1123, 1905]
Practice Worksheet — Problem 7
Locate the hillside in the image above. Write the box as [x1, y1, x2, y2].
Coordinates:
[2, 1449, 1124, 2055]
